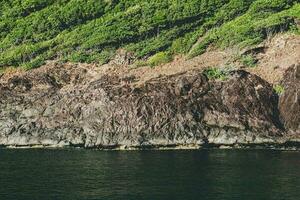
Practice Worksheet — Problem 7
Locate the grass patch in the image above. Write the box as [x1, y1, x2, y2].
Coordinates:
[147, 52, 172, 67]
[274, 84, 285, 95]
[203, 67, 230, 81]
[240, 55, 257, 68]
[133, 60, 148, 68]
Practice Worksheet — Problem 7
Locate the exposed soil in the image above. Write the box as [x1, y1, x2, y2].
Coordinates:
[102, 33, 300, 85]
[248, 34, 300, 84]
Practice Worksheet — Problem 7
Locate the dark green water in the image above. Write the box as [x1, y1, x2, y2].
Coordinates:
[0, 149, 299, 200]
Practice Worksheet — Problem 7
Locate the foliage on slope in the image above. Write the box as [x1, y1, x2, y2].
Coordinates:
[0, 0, 299, 69]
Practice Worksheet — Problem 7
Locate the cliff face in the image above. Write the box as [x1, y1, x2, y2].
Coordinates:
[0, 63, 299, 149]
[279, 64, 300, 134]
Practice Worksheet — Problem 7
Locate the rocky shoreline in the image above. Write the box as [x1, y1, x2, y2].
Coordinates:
[2, 141, 300, 151]
[0, 63, 299, 150]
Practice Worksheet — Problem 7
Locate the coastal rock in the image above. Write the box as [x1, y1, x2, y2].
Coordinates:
[279, 64, 300, 133]
[0, 63, 289, 148]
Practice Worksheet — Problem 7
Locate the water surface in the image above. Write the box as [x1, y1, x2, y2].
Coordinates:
[0, 149, 299, 200]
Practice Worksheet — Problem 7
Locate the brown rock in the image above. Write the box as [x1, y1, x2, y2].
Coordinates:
[279, 64, 300, 133]
[0, 63, 290, 148]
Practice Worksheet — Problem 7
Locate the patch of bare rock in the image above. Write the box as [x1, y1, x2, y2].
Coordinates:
[0, 61, 299, 149]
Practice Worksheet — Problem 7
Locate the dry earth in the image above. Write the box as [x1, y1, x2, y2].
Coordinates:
[100, 33, 300, 85]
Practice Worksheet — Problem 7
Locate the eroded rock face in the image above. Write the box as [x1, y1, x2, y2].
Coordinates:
[279, 64, 300, 133]
[0, 64, 287, 148]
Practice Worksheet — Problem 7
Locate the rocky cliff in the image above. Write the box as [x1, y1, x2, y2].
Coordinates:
[0, 63, 299, 149]
[279, 64, 300, 134]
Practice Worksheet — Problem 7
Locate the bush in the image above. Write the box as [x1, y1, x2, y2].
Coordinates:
[203, 67, 229, 81]
[240, 55, 257, 68]
[147, 52, 172, 67]
[274, 84, 285, 95]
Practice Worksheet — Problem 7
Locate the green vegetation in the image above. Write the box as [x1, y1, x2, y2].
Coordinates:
[133, 51, 172, 67]
[274, 84, 285, 95]
[240, 55, 257, 68]
[0, 0, 299, 69]
[203, 67, 229, 81]
[188, 1, 300, 57]
[148, 52, 172, 67]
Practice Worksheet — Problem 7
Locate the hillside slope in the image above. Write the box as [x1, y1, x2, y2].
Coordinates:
[0, 0, 299, 69]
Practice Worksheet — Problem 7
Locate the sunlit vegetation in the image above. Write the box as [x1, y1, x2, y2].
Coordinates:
[0, 0, 299, 69]
[274, 84, 285, 95]
[203, 67, 229, 81]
